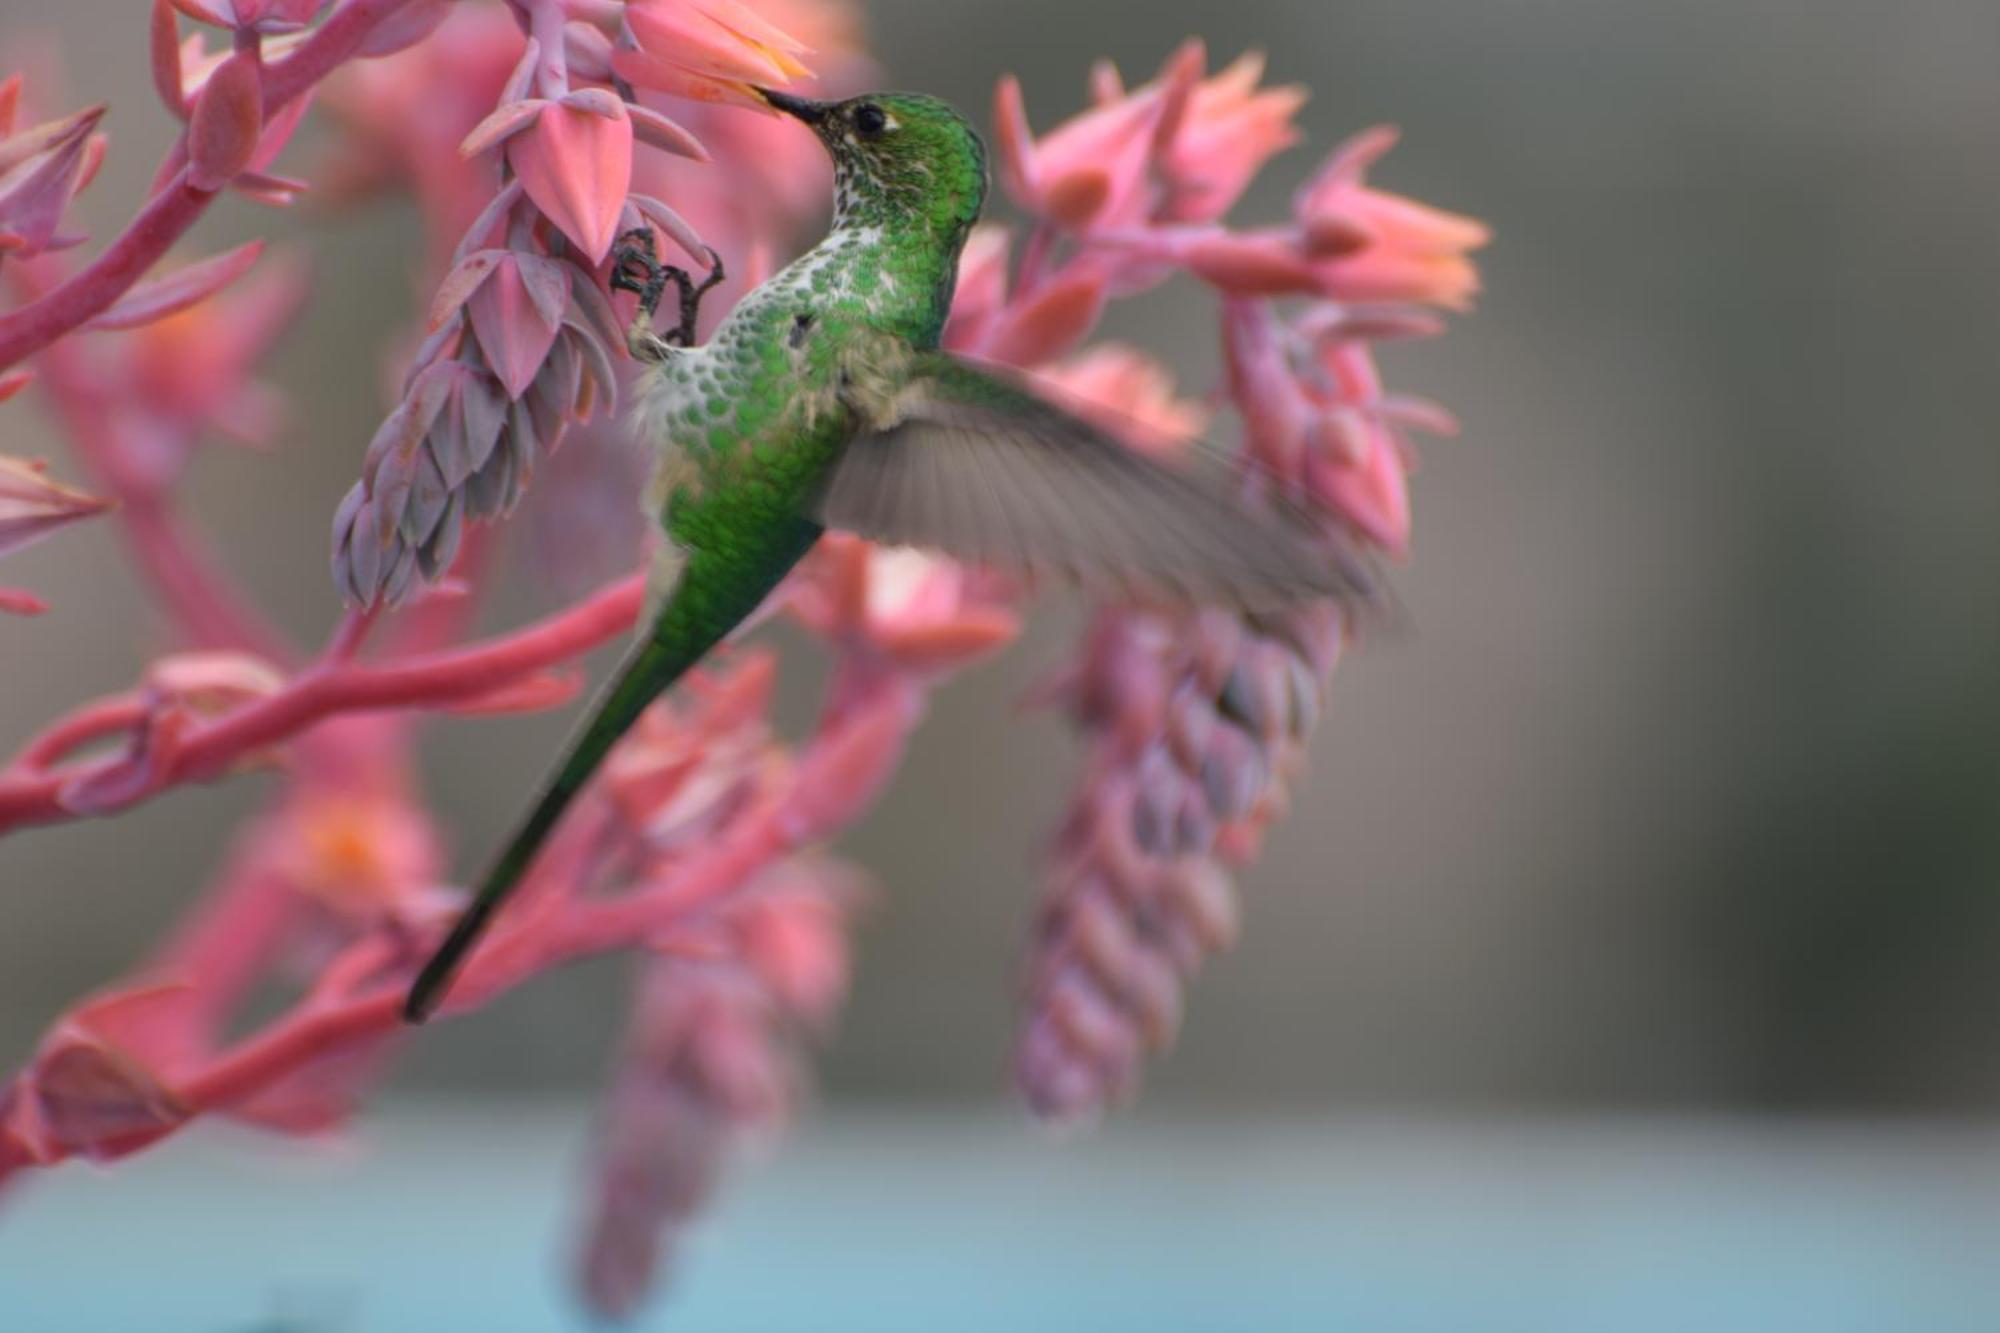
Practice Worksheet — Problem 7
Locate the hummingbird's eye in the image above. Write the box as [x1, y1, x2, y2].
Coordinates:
[852, 103, 889, 137]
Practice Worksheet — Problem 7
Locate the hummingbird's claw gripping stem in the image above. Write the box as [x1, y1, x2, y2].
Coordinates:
[611, 230, 727, 362]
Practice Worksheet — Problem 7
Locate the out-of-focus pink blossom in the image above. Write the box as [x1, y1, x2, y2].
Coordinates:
[1031, 343, 1210, 455]
[601, 653, 784, 856]
[988, 54, 1483, 1121]
[995, 42, 1306, 235]
[121, 248, 311, 465]
[0, 454, 114, 560]
[0, 100, 105, 258]
[575, 855, 858, 1322]
[787, 533, 1019, 676]
[940, 222, 1011, 350]
[0, 982, 195, 1170]
[319, 5, 524, 243]
[1157, 51, 1304, 224]
[1295, 128, 1489, 310]
[87, 239, 267, 332]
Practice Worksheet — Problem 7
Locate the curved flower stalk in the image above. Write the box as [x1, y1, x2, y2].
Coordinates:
[326, 0, 852, 606]
[576, 854, 860, 1320]
[980, 44, 1487, 1121]
[0, 618, 960, 1181]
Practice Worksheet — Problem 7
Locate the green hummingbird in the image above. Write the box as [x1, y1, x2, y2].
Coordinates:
[403, 87, 1373, 1023]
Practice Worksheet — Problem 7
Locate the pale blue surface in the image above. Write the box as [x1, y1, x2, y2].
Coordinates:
[3, 1109, 1997, 1332]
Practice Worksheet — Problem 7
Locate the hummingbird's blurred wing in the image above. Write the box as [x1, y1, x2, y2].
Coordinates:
[818, 353, 1378, 613]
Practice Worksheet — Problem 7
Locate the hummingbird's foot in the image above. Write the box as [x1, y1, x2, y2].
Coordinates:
[610, 232, 726, 360]
[611, 228, 675, 363]
[664, 246, 727, 348]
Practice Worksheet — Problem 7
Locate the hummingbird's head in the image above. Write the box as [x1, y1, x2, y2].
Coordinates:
[758, 88, 988, 238]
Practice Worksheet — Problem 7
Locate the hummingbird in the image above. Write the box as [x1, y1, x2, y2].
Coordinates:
[402, 87, 1375, 1023]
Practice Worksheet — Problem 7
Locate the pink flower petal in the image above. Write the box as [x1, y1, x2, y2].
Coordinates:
[1183, 231, 1321, 295]
[0, 585, 50, 615]
[469, 255, 564, 399]
[627, 103, 710, 162]
[87, 238, 264, 331]
[982, 270, 1108, 366]
[459, 98, 547, 159]
[609, 48, 765, 110]
[990, 76, 1038, 206]
[0, 454, 115, 559]
[778, 690, 917, 845]
[1309, 423, 1411, 554]
[507, 100, 633, 264]
[151, 0, 188, 117]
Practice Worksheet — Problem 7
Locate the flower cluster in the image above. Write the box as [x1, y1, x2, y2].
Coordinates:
[326, 0, 865, 606]
[0, 2, 1480, 1319]
[965, 43, 1486, 1120]
[576, 853, 859, 1320]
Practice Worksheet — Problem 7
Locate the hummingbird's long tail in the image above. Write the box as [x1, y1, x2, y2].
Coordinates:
[402, 628, 701, 1023]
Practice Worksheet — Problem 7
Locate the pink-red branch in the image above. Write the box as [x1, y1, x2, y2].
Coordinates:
[0, 654, 924, 1188]
[0, 0, 426, 371]
[0, 573, 643, 835]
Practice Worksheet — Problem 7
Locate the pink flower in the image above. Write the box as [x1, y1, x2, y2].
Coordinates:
[0, 454, 114, 560]
[122, 248, 311, 463]
[320, 5, 524, 242]
[0, 99, 105, 259]
[994, 70, 1165, 231]
[601, 654, 783, 855]
[1157, 52, 1304, 224]
[787, 534, 1019, 676]
[614, 0, 816, 109]
[575, 856, 856, 1322]
[1, 983, 196, 1167]
[1296, 127, 1490, 311]
[503, 93, 635, 265]
[995, 43, 1307, 233]
[1030, 343, 1209, 455]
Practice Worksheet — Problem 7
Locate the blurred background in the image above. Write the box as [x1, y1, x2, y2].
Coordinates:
[5, 0, 2000, 1328]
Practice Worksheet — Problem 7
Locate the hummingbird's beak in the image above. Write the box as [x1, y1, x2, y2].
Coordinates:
[756, 86, 830, 125]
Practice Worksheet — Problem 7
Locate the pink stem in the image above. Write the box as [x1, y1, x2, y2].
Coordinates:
[13, 697, 149, 770]
[0, 0, 426, 370]
[146, 669, 927, 1136]
[0, 574, 644, 835]
[524, 0, 571, 97]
